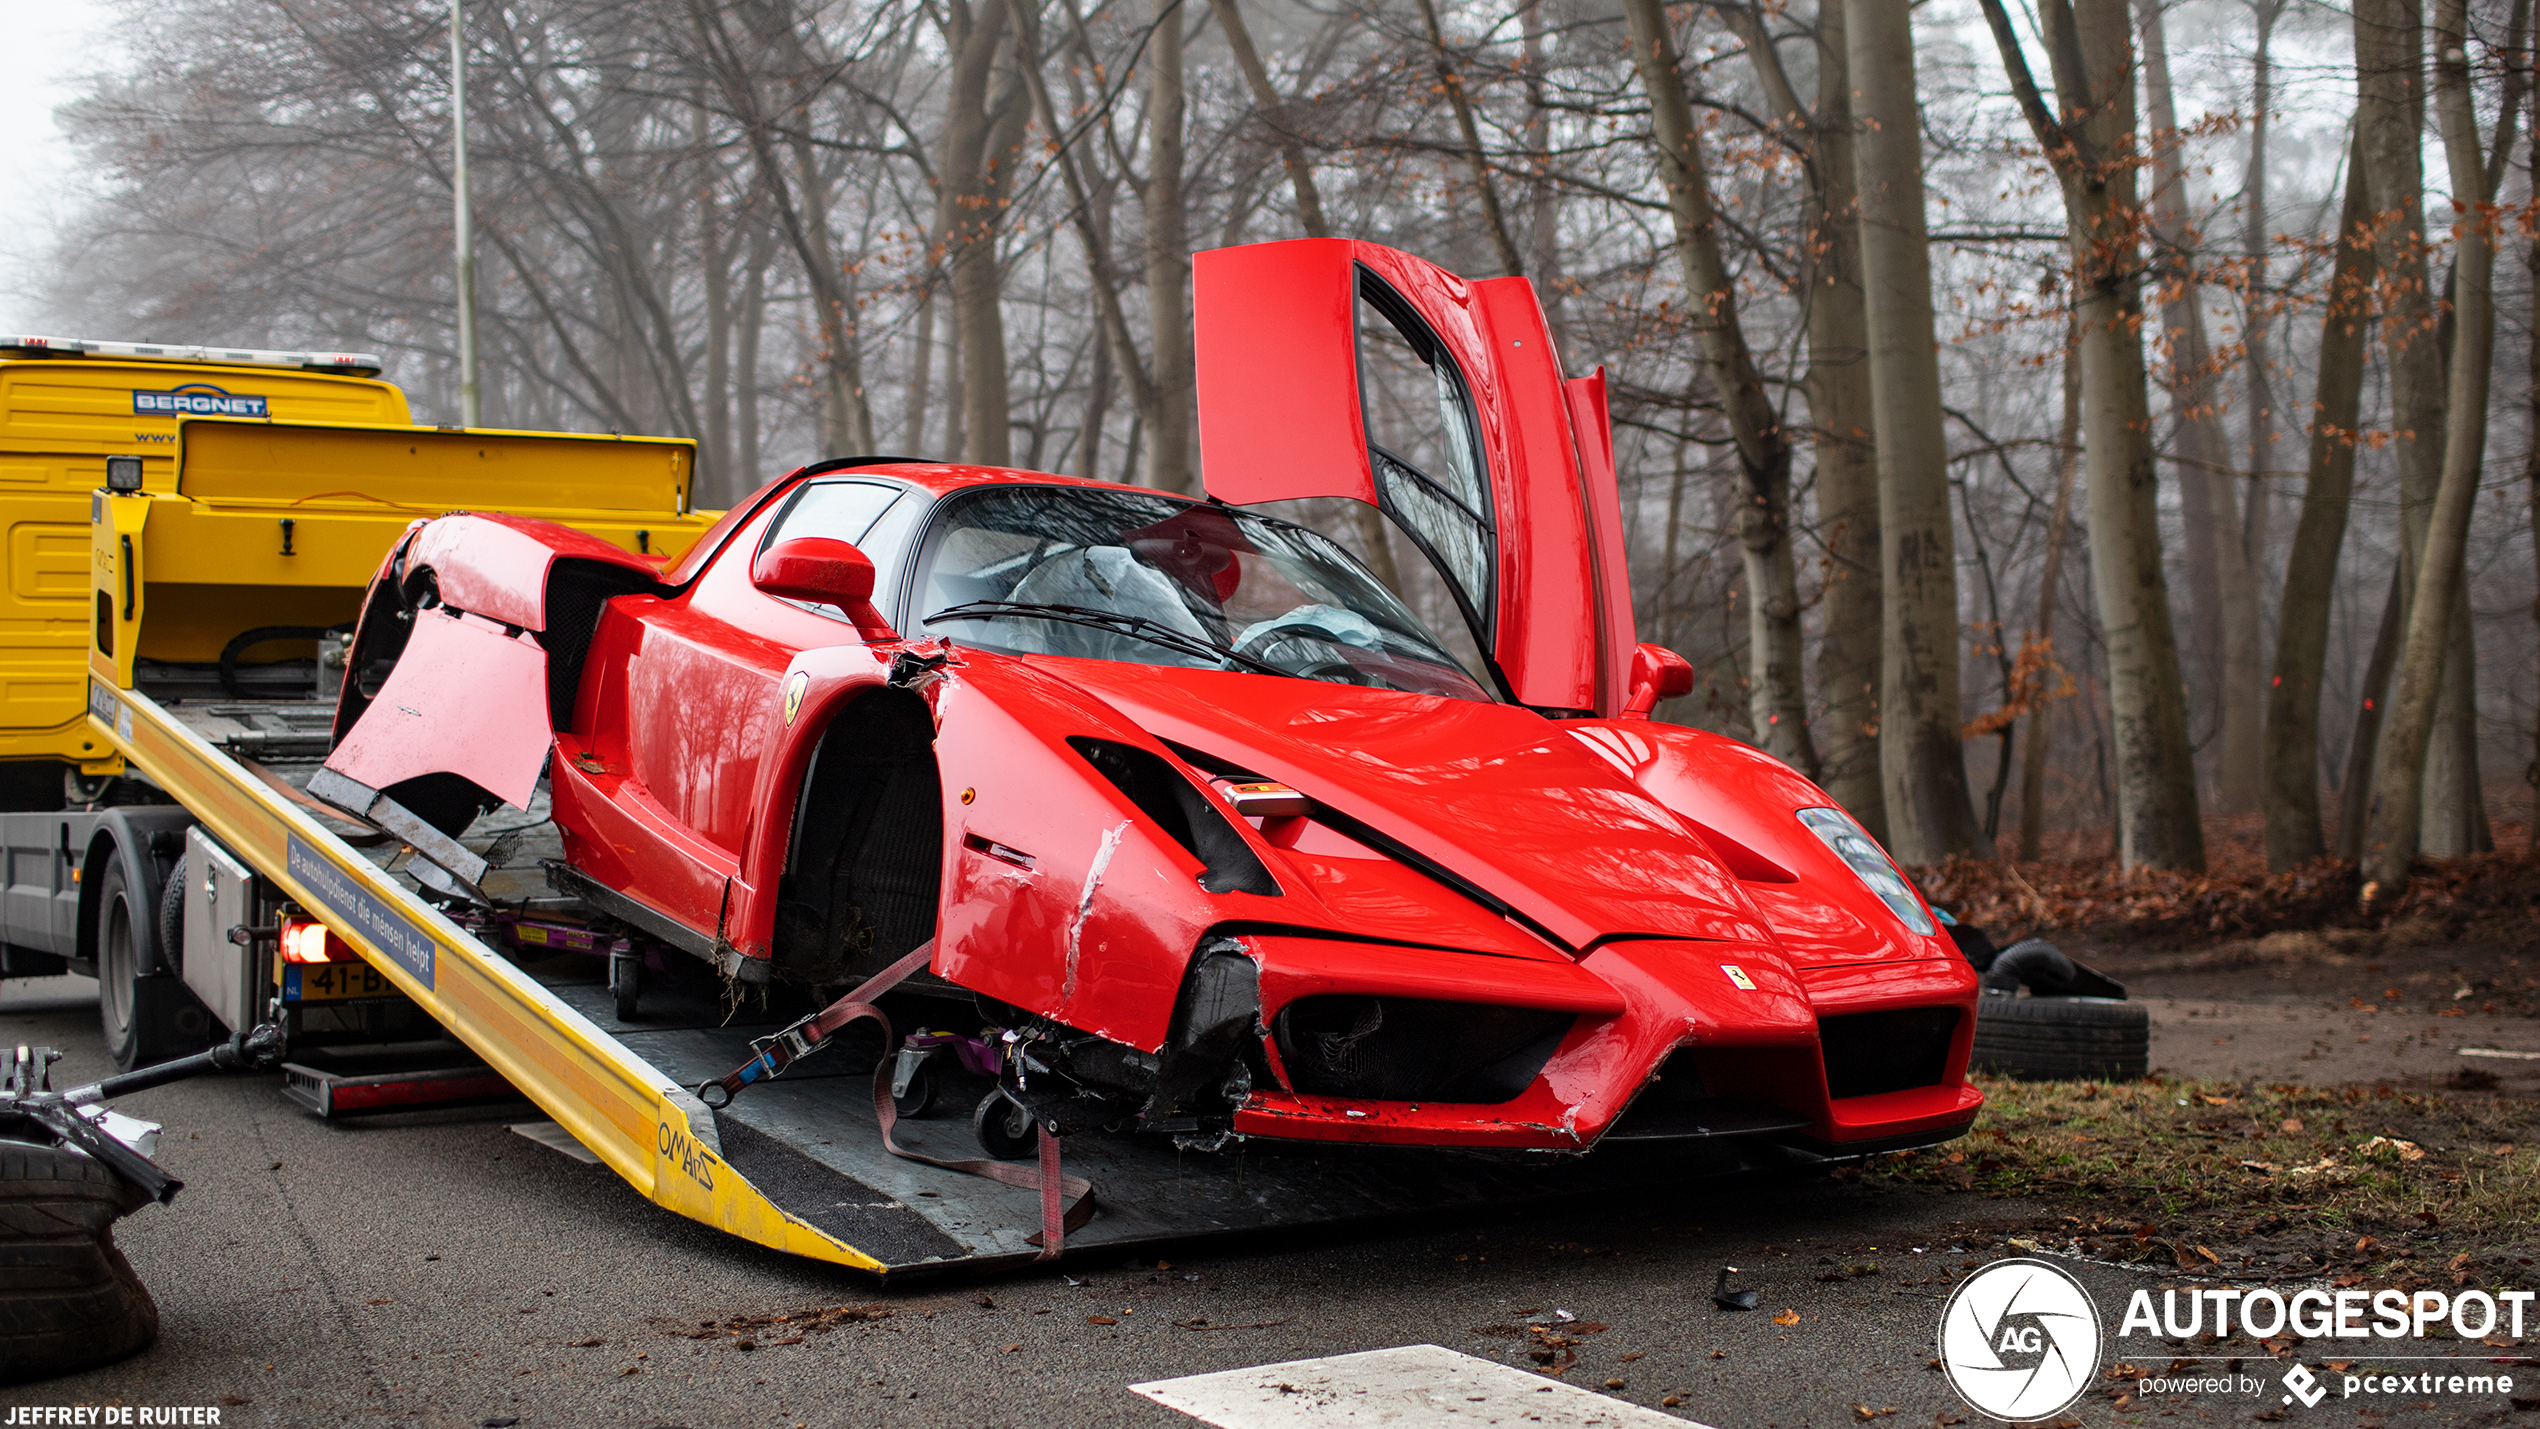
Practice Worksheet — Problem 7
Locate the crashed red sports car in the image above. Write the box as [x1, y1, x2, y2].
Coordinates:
[315, 238, 1981, 1167]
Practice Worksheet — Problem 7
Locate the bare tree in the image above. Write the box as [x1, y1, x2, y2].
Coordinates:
[1980, 0, 2205, 871]
[2263, 129, 2375, 871]
[2363, 0, 2505, 895]
[1622, 0, 1817, 779]
[1846, 0, 1989, 861]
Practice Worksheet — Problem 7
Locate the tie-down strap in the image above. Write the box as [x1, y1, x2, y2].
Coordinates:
[693, 941, 1095, 1260]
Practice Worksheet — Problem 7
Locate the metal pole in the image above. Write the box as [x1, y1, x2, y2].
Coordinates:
[450, 0, 481, 427]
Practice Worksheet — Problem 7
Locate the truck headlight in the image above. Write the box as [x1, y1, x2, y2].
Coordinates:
[1794, 807, 1934, 935]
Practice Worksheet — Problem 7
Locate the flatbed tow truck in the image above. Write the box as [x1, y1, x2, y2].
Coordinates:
[0, 339, 1773, 1280]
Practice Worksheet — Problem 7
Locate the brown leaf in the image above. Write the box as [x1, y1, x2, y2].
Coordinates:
[1087, 1315, 1119, 1326]
[2280, 1117, 2303, 1132]
[567, 1338, 605, 1348]
[1772, 1309, 1801, 1326]
[1618, 1351, 1645, 1362]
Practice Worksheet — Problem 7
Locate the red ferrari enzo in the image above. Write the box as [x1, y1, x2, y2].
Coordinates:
[316, 238, 1980, 1167]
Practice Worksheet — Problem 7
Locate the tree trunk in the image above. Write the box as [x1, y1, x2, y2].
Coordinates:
[1624, 0, 1818, 777]
[736, 217, 768, 490]
[1845, 0, 1989, 861]
[1722, 0, 1882, 830]
[2363, 0, 2498, 895]
[1983, 0, 2205, 869]
[906, 289, 935, 457]
[697, 101, 733, 504]
[2141, 0, 2263, 814]
[1144, 0, 1195, 491]
[2264, 128, 2375, 871]
[2240, 0, 2282, 733]
[2020, 316, 2084, 861]
[2338, 562, 2406, 857]
[936, 0, 1022, 466]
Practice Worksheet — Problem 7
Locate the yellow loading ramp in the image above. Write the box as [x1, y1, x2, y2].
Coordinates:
[83, 677, 898, 1272]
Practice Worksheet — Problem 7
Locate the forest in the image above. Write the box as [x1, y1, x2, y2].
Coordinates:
[30, 0, 2540, 901]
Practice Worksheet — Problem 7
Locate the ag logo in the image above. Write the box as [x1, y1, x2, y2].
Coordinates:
[1937, 1257, 2102, 1422]
[782, 670, 809, 726]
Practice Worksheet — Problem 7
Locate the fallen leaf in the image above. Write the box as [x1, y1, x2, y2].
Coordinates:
[1772, 1309, 1801, 1326]
[2280, 1117, 2303, 1132]
[1606, 1378, 1628, 1390]
[618, 1365, 640, 1377]
[567, 1338, 604, 1348]
[1087, 1315, 1119, 1326]
[1662, 1396, 1684, 1408]
[366, 1298, 393, 1306]
[1618, 1351, 1645, 1362]
[1003, 1343, 1022, 1352]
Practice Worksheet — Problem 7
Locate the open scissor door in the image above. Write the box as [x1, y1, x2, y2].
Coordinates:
[1192, 239, 1634, 716]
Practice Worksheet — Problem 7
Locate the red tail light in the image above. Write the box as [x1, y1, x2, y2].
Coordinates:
[280, 917, 359, 964]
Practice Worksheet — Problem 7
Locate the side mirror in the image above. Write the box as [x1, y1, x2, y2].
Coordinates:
[752, 536, 897, 642]
[1622, 642, 1694, 719]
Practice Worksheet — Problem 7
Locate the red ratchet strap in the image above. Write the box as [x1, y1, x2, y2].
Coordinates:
[693, 940, 1095, 1261]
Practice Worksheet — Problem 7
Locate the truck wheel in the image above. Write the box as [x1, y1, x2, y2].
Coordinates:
[0, 1136, 159, 1385]
[1970, 992, 2150, 1081]
[96, 860, 209, 1073]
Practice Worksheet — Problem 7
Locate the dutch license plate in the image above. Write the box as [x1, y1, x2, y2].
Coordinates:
[282, 963, 396, 1003]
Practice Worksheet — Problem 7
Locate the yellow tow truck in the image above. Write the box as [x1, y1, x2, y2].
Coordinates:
[1, 336, 1698, 1278]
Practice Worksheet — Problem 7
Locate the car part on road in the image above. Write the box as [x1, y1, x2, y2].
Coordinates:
[0, 1130, 159, 1385]
[1, 1029, 283, 1385]
[1970, 992, 2150, 1081]
[1979, 937, 2126, 1000]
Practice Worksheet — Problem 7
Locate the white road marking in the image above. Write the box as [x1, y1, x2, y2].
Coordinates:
[1131, 1344, 1711, 1427]
[2460, 1048, 2540, 1060]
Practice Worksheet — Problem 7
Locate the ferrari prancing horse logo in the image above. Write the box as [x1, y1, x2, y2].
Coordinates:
[1720, 964, 1757, 991]
[782, 671, 808, 727]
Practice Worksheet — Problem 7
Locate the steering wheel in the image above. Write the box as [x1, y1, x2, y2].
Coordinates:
[1231, 622, 1376, 686]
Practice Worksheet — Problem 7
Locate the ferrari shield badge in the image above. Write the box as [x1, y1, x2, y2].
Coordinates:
[1720, 964, 1757, 991]
[782, 670, 809, 726]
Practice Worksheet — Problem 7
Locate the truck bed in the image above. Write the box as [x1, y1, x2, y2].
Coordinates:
[82, 682, 1785, 1276]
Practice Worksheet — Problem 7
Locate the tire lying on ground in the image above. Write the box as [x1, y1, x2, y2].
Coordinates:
[0, 1133, 159, 1385]
[1970, 990, 2150, 1081]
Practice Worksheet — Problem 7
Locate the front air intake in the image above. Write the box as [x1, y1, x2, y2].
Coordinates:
[1818, 1006, 1960, 1099]
[1273, 995, 1570, 1104]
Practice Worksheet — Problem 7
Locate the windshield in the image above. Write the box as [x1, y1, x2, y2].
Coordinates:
[912, 485, 1495, 702]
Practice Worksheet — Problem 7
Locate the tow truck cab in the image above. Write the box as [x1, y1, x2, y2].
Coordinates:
[0, 335, 710, 1067]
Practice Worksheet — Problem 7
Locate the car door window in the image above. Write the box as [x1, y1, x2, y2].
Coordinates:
[1356, 271, 1494, 649]
[756, 479, 905, 621]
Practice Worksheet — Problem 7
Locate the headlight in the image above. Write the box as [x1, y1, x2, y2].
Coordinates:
[1795, 807, 1934, 935]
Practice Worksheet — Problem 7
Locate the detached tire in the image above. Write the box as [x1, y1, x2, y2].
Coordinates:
[1971, 992, 2150, 1081]
[0, 1137, 159, 1385]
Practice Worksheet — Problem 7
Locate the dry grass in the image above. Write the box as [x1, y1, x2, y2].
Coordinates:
[1865, 1074, 2540, 1265]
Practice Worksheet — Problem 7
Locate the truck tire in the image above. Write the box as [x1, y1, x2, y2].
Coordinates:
[96, 859, 209, 1072]
[1970, 992, 2150, 1082]
[0, 1137, 159, 1385]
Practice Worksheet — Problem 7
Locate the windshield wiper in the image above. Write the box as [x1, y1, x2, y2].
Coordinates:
[922, 600, 1288, 678]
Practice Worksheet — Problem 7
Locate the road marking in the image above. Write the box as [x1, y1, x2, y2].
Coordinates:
[1131, 1344, 1709, 1427]
[2460, 1048, 2540, 1060]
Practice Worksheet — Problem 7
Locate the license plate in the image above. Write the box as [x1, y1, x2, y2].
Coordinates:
[282, 963, 397, 1003]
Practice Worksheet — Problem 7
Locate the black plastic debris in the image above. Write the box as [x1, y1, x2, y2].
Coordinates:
[1712, 1266, 1758, 1311]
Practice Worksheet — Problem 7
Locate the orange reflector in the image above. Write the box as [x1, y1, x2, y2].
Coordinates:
[280, 919, 358, 964]
[1221, 781, 1308, 817]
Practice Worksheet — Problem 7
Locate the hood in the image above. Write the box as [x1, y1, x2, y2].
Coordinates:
[1032, 658, 1769, 951]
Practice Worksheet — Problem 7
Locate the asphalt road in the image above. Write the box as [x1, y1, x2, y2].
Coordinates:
[1, 976, 2522, 1429]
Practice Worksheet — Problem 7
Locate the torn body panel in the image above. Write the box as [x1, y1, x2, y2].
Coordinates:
[324, 607, 551, 810]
